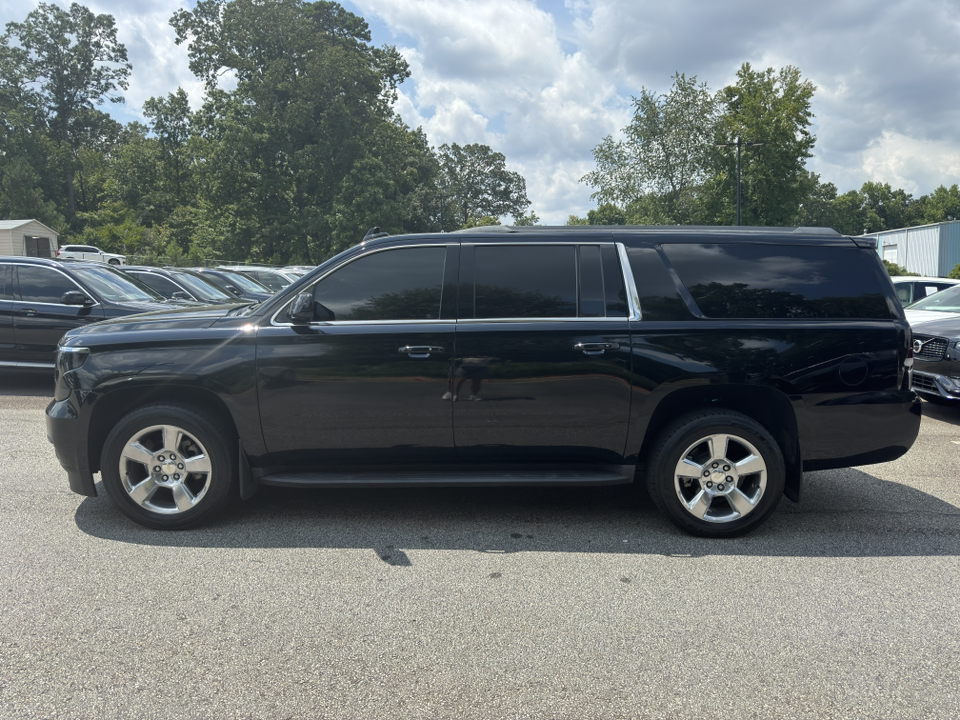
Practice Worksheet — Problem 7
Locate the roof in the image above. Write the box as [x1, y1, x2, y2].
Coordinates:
[0, 219, 59, 235]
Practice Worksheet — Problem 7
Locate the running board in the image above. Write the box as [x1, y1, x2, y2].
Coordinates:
[257, 467, 634, 488]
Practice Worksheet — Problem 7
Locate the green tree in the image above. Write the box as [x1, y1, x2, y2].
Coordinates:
[922, 185, 960, 224]
[3, 2, 130, 222]
[437, 142, 530, 230]
[171, 0, 425, 262]
[583, 73, 718, 223]
[707, 64, 816, 226]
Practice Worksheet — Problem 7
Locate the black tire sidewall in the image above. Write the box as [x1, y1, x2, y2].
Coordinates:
[647, 412, 785, 538]
[100, 405, 236, 529]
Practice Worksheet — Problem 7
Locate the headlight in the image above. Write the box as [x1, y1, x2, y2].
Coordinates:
[57, 346, 89, 374]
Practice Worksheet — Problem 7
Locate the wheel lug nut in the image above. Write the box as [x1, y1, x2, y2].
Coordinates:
[726, 476, 733, 483]
[723, 465, 730, 471]
[154, 466, 161, 472]
[703, 470, 710, 477]
[163, 475, 169, 481]
[712, 462, 719, 468]
[174, 474, 180, 480]
[158, 455, 165, 462]
[178, 463, 184, 470]
[718, 484, 725, 491]
[706, 481, 713, 488]
[170, 454, 177, 460]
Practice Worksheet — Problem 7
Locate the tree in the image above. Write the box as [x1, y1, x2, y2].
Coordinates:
[583, 73, 718, 223]
[707, 64, 816, 226]
[922, 185, 960, 224]
[437, 142, 530, 230]
[171, 0, 426, 262]
[3, 2, 131, 221]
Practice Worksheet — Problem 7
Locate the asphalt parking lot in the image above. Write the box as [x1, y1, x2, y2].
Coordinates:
[0, 371, 958, 719]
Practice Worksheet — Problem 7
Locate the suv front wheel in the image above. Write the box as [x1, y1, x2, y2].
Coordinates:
[100, 404, 236, 529]
[647, 410, 785, 538]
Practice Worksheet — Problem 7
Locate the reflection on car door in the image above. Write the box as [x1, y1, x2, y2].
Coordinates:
[256, 245, 458, 466]
[13, 266, 104, 366]
[452, 242, 632, 466]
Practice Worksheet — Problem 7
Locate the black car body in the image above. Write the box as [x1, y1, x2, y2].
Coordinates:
[0, 256, 173, 370]
[120, 266, 240, 305]
[46, 226, 921, 536]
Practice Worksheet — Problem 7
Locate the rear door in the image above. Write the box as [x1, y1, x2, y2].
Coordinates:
[452, 240, 632, 466]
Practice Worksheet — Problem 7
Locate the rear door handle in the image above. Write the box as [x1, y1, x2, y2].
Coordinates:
[399, 345, 444, 358]
[575, 342, 618, 355]
[18, 308, 37, 317]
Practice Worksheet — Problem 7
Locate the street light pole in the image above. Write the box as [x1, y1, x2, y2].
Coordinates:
[717, 136, 763, 225]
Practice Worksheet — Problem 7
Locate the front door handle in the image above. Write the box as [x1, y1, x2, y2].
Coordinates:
[18, 308, 37, 317]
[575, 342, 619, 355]
[399, 345, 444, 358]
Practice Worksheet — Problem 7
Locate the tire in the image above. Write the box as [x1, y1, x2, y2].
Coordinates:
[646, 410, 785, 538]
[100, 404, 237, 529]
[108, 258, 121, 265]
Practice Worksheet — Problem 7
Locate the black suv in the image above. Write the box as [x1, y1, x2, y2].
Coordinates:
[0, 256, 174, 369]
[46, 226, 920, 536]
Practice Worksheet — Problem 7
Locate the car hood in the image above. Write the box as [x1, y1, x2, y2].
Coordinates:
[67, 302, 253, 337]
[905, 313, 960, 338]
[905, 309, 960, 327]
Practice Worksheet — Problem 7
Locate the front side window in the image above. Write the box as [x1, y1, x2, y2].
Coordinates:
[311, 246, 446, 321]
[16, 266, 80, 303]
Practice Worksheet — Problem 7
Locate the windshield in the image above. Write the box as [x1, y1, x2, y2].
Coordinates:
[249, 271, 290, 291]
[169, 271, 234, 301]
[908, 283, 960, 312]
[213, 270, 271, 293]
[70, 264, 163, 303]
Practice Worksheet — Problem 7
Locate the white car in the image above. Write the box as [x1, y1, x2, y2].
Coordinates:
[56, 244, 126, 265]
[890, 276, 960, 306]
[904, 283, 960, 325]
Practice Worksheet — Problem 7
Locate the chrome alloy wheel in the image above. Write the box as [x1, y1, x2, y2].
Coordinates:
[118, 424, 213, 515]
[673, 432, 767, 524]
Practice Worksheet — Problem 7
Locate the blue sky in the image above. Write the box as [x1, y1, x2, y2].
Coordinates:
[4, 0, 960, 224]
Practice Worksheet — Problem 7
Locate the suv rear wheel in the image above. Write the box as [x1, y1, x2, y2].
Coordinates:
[100, 404, 236, 529]
[647, 410, 785, 537]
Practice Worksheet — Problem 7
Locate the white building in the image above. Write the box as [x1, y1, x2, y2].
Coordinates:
[861, 220, 960, 277]
[0, 219, 59, 258]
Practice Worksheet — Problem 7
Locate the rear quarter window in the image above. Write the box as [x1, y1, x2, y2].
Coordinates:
[662, 244, 893, 320]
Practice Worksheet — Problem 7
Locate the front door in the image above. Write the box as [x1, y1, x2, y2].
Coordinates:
[257, 244, 458, 467]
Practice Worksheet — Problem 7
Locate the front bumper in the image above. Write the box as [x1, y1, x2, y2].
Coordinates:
[911, 370, 960, 402]
[46, 397, 97, 496]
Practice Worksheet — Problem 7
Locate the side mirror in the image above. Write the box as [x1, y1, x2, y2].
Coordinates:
[171, 291, 192, 301]
[61, 290, 94, 306]
[289, 291, 314, 324]
[225, 285, 241, 296]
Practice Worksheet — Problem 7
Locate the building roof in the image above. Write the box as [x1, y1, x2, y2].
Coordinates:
[0, 219, 59, 235]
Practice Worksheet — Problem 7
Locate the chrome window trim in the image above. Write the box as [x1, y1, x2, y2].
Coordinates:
[268, 240, 634, 328]
[269, 243, 453, 328]
[616, 242, 642, 321]
[12, 266, 101, 307]
[0, 360, 55, 369]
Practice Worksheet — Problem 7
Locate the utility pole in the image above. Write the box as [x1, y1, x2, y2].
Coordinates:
[717, 136, 763, 225]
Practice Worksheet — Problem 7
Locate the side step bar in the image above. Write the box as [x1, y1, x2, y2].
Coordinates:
[257, 466, 634, 489]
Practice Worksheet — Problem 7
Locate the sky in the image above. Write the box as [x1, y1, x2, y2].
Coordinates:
[3, 0, 960, 224]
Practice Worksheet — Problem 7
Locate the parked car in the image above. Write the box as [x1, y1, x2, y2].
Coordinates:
[179, 268, 273, 302]
[121, 266, 239, 305]
[0, 256, 172, 369]
[56, 244, 126, 265]
[218, 266, 297, 292]
[283, 266, 315, 276]
[902, 283, 960, 404]
[46, 225, 920, 537]
[890, 276, 960, 306]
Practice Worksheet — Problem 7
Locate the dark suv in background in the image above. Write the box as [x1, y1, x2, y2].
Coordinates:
[1, 256, 173, 369]
[46, 226, 920, 537]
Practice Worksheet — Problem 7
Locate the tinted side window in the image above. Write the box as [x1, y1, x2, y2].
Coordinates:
[16, 266, 79, 303]
[472, 245, 576, 319]
[626, 247, 691, 321]
[312, 246, 446, 321]
[135, 273, 180, 297]
[0, 264, 11, 300]
[663, 244, 893, 319]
